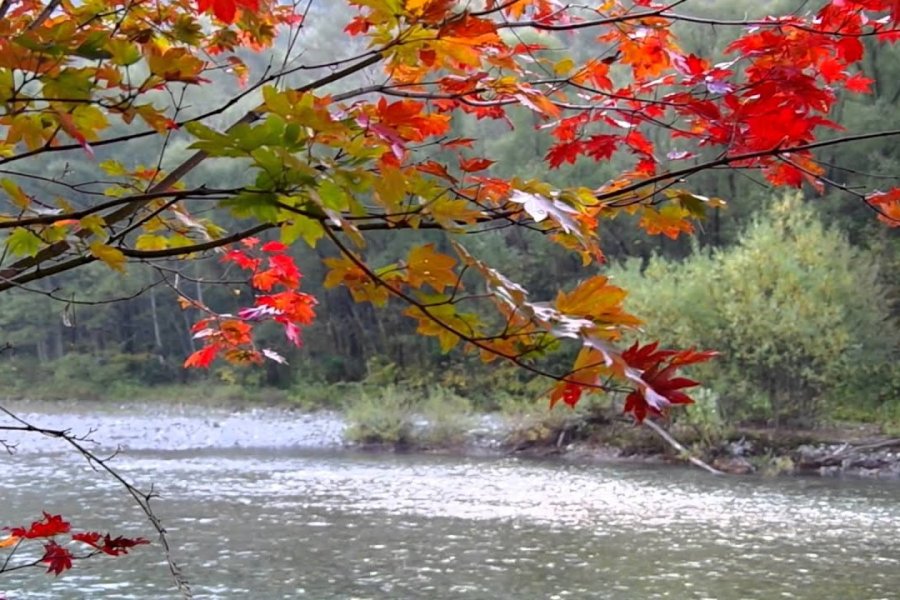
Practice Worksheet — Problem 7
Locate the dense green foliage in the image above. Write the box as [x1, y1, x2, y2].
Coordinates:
[610, 197, 898, 426]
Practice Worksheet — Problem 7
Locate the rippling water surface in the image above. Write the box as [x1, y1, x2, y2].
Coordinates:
[1, 403, 898, 599]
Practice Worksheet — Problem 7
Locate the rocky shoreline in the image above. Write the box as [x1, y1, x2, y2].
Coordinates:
[520, 430, 900, 479]
[468, 418, 900, 479]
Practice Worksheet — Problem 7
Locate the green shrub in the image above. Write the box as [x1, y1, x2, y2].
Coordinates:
[419, 386, 474, 447]
[499, 392, 609, 448]
[610, 195, 898, 426]
[672, 387, 726, 445]
[344, 385, 417, 446]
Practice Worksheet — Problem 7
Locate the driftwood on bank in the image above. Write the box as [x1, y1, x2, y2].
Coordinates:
[796, 438, 900, 470]
[641, 419, 725, 475]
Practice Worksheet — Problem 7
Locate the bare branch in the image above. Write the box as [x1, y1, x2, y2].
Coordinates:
[0, 405, 193, 599]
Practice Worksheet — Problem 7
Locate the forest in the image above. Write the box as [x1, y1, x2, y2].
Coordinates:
[0, 0, 897, 433]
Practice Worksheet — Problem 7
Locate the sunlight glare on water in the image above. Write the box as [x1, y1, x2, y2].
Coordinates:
[1, 406, 898, 599]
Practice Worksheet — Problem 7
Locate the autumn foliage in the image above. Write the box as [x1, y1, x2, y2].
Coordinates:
[182, 238, 315, 368]
[1, 0, 899, 432]
[0, 513, 148, 577]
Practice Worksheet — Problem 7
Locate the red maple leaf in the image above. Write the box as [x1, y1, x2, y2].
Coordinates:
[73, 532, 149, 556]
[375, 98, 451, 141]
[584, 134, 617, 161]
[9, 513, 70, 539]
[416, 160, 458, 182]
[261, 240, 288, 253]
[459, 157, 495, 172]
[546, 141, 583, 168]
[845, 72, 874, 93]
[621, 342, 716, 423]
[222, 248, 261, 270]
[41, 542, 73, 576]
[196, 0, 259, 24]
[561, 382, 583, 407]
[183, 343, 220, 368]
[344, 16, 371, 36]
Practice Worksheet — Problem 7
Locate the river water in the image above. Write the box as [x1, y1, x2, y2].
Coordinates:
[1, 403, 899, 599]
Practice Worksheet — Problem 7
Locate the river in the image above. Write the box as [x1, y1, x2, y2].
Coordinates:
[1, 402, 899, 599]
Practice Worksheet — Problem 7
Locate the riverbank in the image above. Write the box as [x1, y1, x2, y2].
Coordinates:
[446, 414, 900, 480]
[548, 426, 900, 479]
[3, 393, 899, 480]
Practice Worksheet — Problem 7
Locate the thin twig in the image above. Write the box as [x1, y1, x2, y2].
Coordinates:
[0, 405, 193, 599]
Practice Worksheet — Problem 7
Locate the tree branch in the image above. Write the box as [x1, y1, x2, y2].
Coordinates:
[0, 405, 193, 599]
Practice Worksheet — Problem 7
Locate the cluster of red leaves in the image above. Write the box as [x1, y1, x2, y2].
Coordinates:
[620, 343, 718, 423]
[554, 342, 717, 424]
[71, 532, 150, 557]
[1, 513, 148, 577]
[183, 238, 316, 369]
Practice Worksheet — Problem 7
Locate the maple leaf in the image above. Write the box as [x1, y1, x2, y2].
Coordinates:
[223, 248, 261, 271]
[184, 344, 220, 368]
[41, 542, 73, 576]
[54, 111, 94, 158]
[572, 59, 613, 91]
[375, 98, 451, 142]
[252, 254, 301, 291]
[344, 16, 371, 35]
[256, 291, 317, 325]
[261, 240, 288, 253]
[73, 532, 149, 556]
[639, 205, 694, 240]
[620, 342, 716, 423]
[458, 157, 495, 172]
[845, 72, 874, 93]
[9, 513, 70, 539]
[546, 141, 583, 168]
[554, 276, 641, 329]
[219, 319, 253, 346]
[867, 188, 900, 227]
[558, 382, 583, 408]
[584, 135, 617, 161]
[284, 322, 302, 346]
[417, 160, 458, 183]
[262, 348, 288, 363]
[406, 244, 457, 292]
[509, 190, 580, 235]
[196, 0, 259, 24]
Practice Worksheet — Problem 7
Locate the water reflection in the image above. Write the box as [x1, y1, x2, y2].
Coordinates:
[2, 428, 899, 598]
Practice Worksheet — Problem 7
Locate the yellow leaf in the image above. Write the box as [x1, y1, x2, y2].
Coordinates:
[0, 535, 20, 548]
[99, 160, 127, 176]
[135, 234, 168, 251]
[79, 214, 107, 237]
[1, 178, 30, 209]
[426, 197, 482, 227]
[553, 57, 576, 75]
[407, 244, 457, 292]
[323, 255, 389, 305]
[403, 305, 461, 353]
[106, 38, 142, 66]
[89, 242, 127, 272]
[555, 276, 641, 328]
